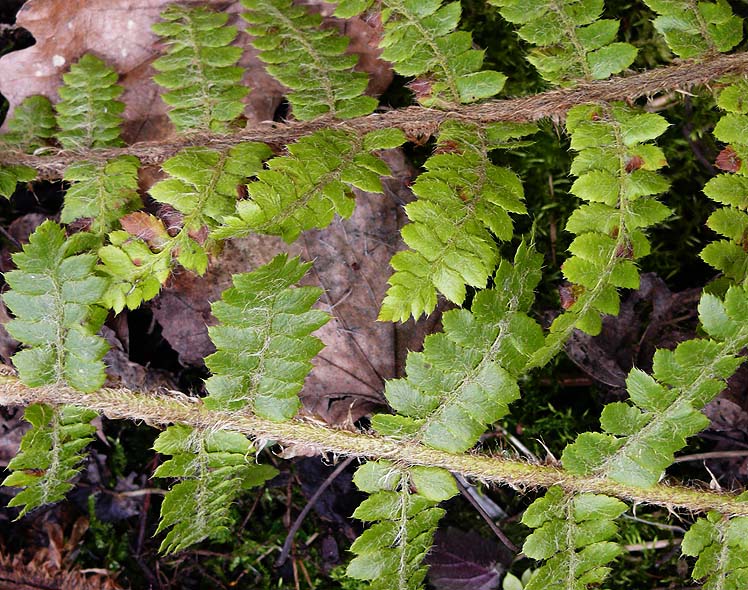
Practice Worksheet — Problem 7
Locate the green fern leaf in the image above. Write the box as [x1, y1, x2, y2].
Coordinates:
[215, 128, 405, 242]
[203, 253, 329, 421]
[682, 503, 748, 590]
[332, 0, 506, 106]
[642, 0, 743, 58]
[372, 242, 544, 452]
[153, 424, 277, 553]
[1, 95, 57, 150]
[3, 221, 109, 391]
[562, 285, 748, 488]
[61, 155, 142, 235]
[379, 121, 535, 322]
[55, 54, 125, 149]
[2, 403, 98, 518]
[521, 486, 627, 590]
[491, 0, 637, 85]
[0, 164, 37, 199]
[242, 0, 377, 120]
[152, 5, 247, 132]
[347, 461, 458, 590]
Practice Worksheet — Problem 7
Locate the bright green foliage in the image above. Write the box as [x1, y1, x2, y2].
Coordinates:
[642, 0, 743, 58]
[701, 79, 748, 284]
[61, 155, 142, 235]
[152, 5, 247, 132]
[1, 403, 98, 518]
[153, 424, 277, 554]
[379, 121, 535, 322]
[0, 164, 36, 199]
[373, 242, 544, 452]
[532, 103, 671, 365]
[242, 0, 377, 120]
[682, 504, 748, 590]
[1, 95, 57, 150]
[215, 128, 405, 243]
[331, 0, 506, 106]
[56, 54, 125, 149]
[521, 486, 627, 590]
[203, 254, 329, 421]
[3, 221, 109, 391]
[490, 0, 637, 85]
[562, 285, 748, 488]
[347, 460, 458, 590]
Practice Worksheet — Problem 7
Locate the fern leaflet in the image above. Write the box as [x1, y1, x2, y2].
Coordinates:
[642, 0, 743, 58]
[215, 128, 405, 242]
[521, 486, 627, 590]
[701, 78, 748, 283]
[379, 120, 535, 322]
[242, 0, 377, 120]
[1, 95, 56, 150]
[152, 5, 247, 132]
[153, 424, 277, 553]
[562, 284, 748, 487]
[373, 242, 544, 452]
[347, 460, 458, 590]
[203, 254, 329, 421]
[490, 0, 637, 85]
[0, 164, 36, 199]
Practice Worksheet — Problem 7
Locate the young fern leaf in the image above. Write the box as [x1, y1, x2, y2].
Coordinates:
[153, 424, 277, 554]
[347, 460, 458, 590]
[61, 156, 142, 236]
[521, 486, 627, 590]
[55, 54, 125, 149]
[1, 95, 57, 150]
[701, 78, 748, 283]
[372, 242, 544, 452]
[98, 143, 270, 312]
[2, 404, 98, 518]
[242, 0, 377, 120]
[215, 128, 405, 243]
[642, 0, 743, 58]
[203, 254, 329, 421]
[562, 284, 748, 488]
[152, 5, 247, 132]
[490, 0, 637, 85]
[331, 0, 506, 106]
[681, 498, 748, 590]
[379, 120, 535, 322]
[530, 103, 671, 367]
[1, 222, 108, 516]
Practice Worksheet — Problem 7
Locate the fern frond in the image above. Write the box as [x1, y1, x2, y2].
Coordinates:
[215, 128, 405, 242]
[372, 242, 544, 452]
[97, 142, 270, 312]
[701, 78, 748, 283]
[642, 0, 743, 58]
[1, 403, 97, 517]
[153, 424, 277, 553]
[379, 121, 535, 322]
[0, 164, 37, 199]
[3, 221, 109, 391]
[562, 284, 748, 488]
[332, 0, 506, 106]
[531, 102, 671, 367]
[55, 54, 125, 149]
[61, 155, 142, 236]
[1, 95, 57, 150]
[490, 0, 637, 85]
[242, 0, 377, 120]
[152, 5, 247, 132]
[347, 460, 458, 590]
[682, 502, 748, 589]
[203, 254, 329, 421]
[521, 486, 627, 590]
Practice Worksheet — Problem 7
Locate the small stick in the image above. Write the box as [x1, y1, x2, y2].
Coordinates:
[454, 475, 519, 553]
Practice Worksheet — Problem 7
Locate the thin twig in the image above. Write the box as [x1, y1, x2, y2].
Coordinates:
[275, 456, 355, 567]
[454, 474, 519, 553]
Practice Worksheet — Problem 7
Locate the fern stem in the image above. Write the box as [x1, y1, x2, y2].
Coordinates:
[4, 373, 748, 517]
[6, 52, 748, 180]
